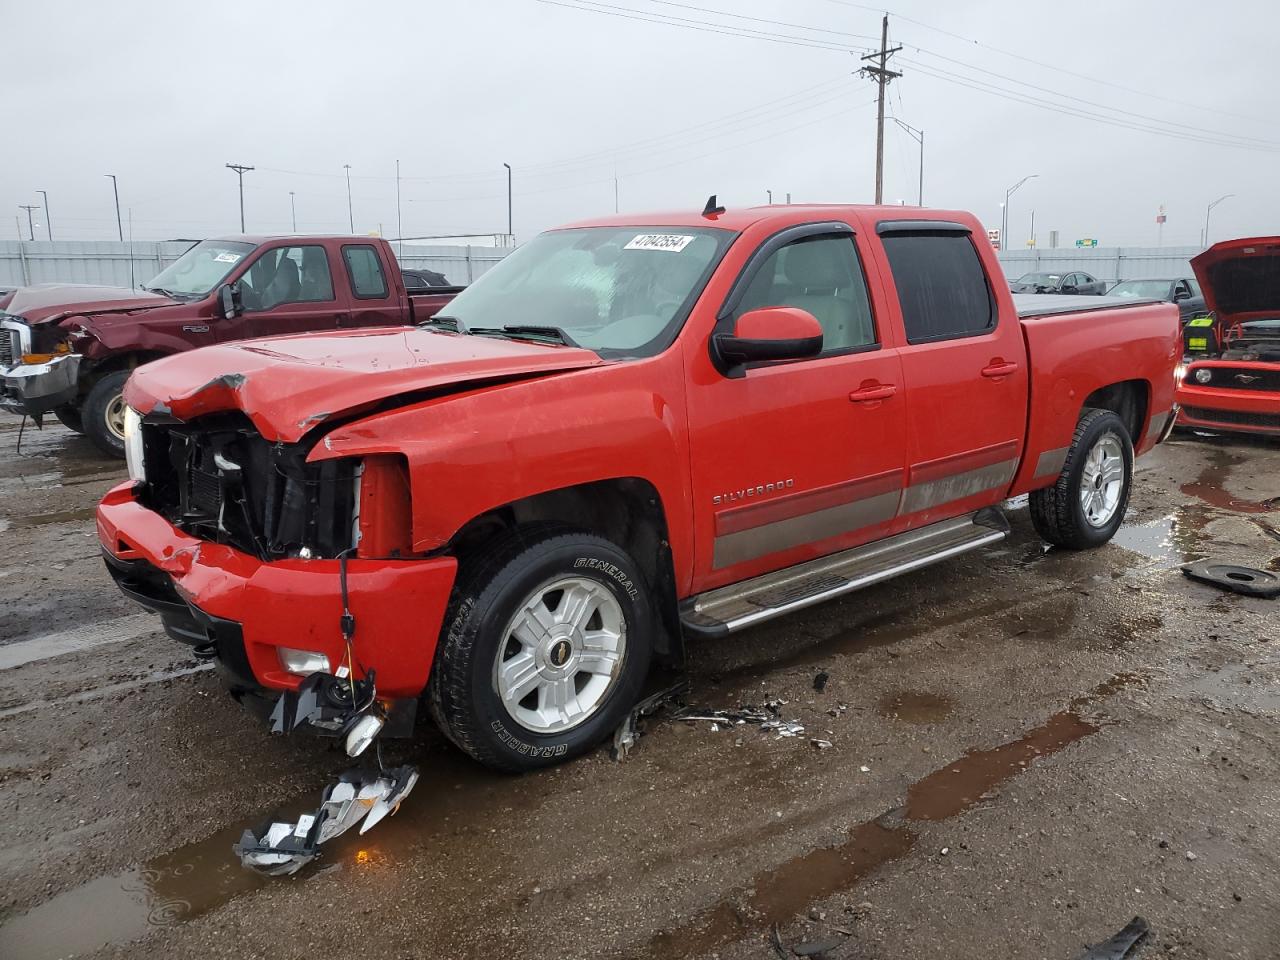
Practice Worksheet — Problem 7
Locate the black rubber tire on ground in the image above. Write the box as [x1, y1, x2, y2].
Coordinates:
[428, 525, 654, 772]
[82, 370, 130, 459]
[1030, 408, 1134, 550]
[53, 404, 84, 433]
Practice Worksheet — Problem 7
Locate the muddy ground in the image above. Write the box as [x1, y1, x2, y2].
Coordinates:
[1, 417, 1279, 960]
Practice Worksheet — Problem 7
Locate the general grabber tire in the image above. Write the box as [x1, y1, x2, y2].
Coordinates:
[82, 370, 130, 458]
[428, 526, 654, 772]
[1029, 408, 1134, 550]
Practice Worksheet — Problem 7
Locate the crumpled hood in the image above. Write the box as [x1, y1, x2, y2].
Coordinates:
[1192, 237, 1280, 327]
[0, 283, 179, 324]
[124, 327, 607, 443]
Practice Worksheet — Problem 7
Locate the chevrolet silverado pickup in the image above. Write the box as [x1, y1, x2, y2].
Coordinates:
[1176, 236, 1280, 436]
[97, 202, 1179, 772]
[0, 236, 460, 456]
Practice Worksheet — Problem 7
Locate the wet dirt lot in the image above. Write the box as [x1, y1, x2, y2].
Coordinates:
[2, 418, 1279, 960]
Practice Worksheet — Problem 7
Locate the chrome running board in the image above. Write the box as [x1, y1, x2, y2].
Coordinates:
[680, 508, 1010, 637]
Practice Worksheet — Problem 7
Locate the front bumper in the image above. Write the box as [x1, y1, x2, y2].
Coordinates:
[0, 354, 80, 416]
[96, 480, 459, 705]
[1175, 383, 1280, 435]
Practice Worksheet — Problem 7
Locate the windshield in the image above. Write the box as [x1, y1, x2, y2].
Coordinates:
[435, 226, 734, 357]
[146, 240, 257, 298]
[1109, 280, 1173, 299]
[1015, 272, 1060, 284]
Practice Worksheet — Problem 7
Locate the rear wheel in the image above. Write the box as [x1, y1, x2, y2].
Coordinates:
[53, 404, 84, 434]
[429, 526, 653, 772]
[1030, 409, 1133, 549]
[82, 371, 130, 459]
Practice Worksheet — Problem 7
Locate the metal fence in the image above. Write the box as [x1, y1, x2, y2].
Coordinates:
[0, 240, 512, 290]
[997, 245, 1201, 284]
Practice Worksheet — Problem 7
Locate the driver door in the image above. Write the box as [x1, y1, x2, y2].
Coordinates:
[683, 224, 908, 594]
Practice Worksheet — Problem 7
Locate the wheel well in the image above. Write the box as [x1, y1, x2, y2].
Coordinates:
[446, 479, 684, 667]
[1082, 380, 1148, 442]
[79, 352, 166, 397]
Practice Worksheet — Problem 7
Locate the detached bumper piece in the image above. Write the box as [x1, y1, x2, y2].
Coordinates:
[233, 765, 419, 876]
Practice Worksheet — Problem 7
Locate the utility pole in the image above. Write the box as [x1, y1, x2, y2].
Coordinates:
[37, 190, 52, 240]
[105, 174, 123, 241]
[502, 163, 513, 243]
[226, 163, 254, 232]
[860, 15, 902, 205]
[18, 205, 38, 241]
[891, 118, 923, 205]
[289, 191, 297, 232]
[343, 164, 354, 233]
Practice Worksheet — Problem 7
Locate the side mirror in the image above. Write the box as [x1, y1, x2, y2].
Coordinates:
[712, 307, 823, 375]
[217, 282, 242, 319]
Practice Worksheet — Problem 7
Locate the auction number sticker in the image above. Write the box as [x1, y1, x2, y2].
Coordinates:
[624, 234, 696, 253]
[213, 252, 242, 264]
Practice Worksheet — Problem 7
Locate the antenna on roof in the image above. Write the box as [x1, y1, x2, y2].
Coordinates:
[702, 194, 726, 218]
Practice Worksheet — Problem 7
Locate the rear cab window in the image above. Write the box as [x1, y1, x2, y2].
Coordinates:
[879, 227, 996, 343]
[343, 245, 389, 299]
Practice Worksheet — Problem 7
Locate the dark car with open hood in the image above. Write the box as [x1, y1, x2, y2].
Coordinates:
[0, 236, 460, 456]
[1176, 236, 1280, 436]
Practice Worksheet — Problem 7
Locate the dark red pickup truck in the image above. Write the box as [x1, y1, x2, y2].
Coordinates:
[98, 202, 1179, 774]
[0, 236, 459, 455]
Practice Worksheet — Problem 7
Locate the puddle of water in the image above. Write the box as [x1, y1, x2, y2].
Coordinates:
[8, 506, 97, 530]
[877, 691, 953, 725]
[1180, 446, 1279, 515]
[0, 747, 542, 960]
[1188, 662, 1280, 715]
[0, 664, 213, 720]
[0, 614, 157, 671]
[636, 672, 1142, 960]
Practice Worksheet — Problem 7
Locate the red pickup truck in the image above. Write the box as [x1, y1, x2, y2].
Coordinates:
[1176, 236, 1280, 436]
[97, 203, 1179, 772]
[0, 236, 459, 456]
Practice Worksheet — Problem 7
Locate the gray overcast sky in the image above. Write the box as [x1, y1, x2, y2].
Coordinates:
[3, 0, 1277, 248]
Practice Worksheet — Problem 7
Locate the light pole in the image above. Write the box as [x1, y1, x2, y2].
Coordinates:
[226, 164, 254, 232]
[1203, 194, 1233, 247]
[767, 189, 773, 204]
[502, 163, 512, 243]
[1002, 174, 1038, 254]
[289, 191, 297, 232]
[891, 118, 924, 205]
[18, 205, 38, 241]
[395, 159, 403, 258]
[343, 164, 354, 233]
[37, 190, 52, 240]
[105, 174, 123, 241]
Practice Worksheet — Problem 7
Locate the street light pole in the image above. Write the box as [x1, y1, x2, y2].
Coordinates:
[395, 160, 403, 258]
[18, 205, 38, 241]
[343, 164, 354, 233]
[105, 174, 123, 241]
[289, 191, 297, 232]
[226, 164, 254, 232]
[890, 118, 924, 205]
[1002, 174, 1038, 253]
[37, 190, 52, 240]
[1203, 194, 1233, 247]
[502, 163, 513, 243]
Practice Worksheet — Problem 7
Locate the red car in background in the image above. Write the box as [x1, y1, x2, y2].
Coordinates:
[1177, 237, 1280, 436]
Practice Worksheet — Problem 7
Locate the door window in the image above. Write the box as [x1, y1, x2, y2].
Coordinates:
[238, 245, 334, 311]
[881, 233, 995, 343]
[343, 245, 389, 299]
[732, 235, 877, 353]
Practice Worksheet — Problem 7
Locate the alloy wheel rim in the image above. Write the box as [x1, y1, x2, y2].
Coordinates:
[1079, 432, 1125, 527]
[105, 394, 127, 441]
[494, 576, 627, 734]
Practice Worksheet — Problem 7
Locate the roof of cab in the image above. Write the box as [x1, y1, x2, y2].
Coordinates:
[558, 203, 978, 233]
[207, 235, 383, 245]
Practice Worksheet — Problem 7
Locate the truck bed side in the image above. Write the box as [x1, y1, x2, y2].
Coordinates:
[1009, 299, 1179, 496]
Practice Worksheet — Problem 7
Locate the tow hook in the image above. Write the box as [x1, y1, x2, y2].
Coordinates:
[233, 765, 419, 875]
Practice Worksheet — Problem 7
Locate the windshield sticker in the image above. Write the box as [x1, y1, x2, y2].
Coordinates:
[213, 252, 242, 264]
[624, 234, 696, 253]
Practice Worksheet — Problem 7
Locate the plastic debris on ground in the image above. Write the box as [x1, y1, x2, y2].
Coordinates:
[674, 696, 806, 740]
[1181, 561, 1280, 598]
[234, 765, 418, 875]
[1075, 916, 1151, 960]
[610, 678, 690, 761]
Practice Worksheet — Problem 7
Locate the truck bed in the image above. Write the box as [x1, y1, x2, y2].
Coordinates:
[1013, 294, 1160, 319]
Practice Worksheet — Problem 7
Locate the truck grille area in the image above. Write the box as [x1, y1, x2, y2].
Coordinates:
[1183, 406, 1280, 430]
[136, 413, 358, 559]
[1192, 366, 1280, 392]
[0, 328, 18, 366]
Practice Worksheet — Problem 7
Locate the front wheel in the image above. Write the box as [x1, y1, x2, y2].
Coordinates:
[429, 527, 653, 772]
[1030, 409, 1133, 549]
[82, 371, 130, 459]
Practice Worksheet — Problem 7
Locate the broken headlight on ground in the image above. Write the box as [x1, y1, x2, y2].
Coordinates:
[233, 765, 419, 875]
[269, 670, 386, 756]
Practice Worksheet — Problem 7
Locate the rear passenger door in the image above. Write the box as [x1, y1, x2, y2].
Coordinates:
[340, 243, 404, 328]
[875, 222, 1029, 530]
